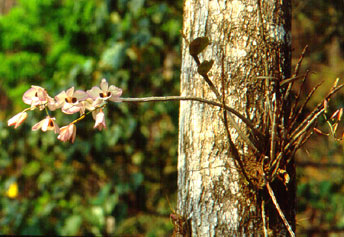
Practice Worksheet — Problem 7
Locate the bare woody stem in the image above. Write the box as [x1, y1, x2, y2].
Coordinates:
[120, 96, 263, 138]
[266, 182, 295, 237]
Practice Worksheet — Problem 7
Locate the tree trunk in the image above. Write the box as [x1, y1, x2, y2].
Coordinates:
[0, 0, 16, 14]
[177, 0, 294, 236]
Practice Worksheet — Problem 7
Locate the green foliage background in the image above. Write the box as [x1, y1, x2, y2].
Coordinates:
[0, 0, 343, 235]
[293, 0, 344, 235]
[1, 0, 182, 235]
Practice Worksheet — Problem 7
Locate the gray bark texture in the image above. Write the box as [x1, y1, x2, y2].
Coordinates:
[177, 0, 294, 236]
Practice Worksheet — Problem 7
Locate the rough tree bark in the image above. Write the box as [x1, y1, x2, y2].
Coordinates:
[177, 0, 294, 236]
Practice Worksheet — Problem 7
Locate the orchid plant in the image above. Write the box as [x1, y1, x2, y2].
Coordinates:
[6, 34, 344, 236]
[8, 38, 343, 151]
[8, 78, 122, 143]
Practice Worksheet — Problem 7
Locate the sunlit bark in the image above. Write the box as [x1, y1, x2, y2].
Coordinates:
[177, 0, 294, 235]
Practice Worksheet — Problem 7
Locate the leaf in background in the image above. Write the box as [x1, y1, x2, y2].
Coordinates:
[99, 42, 127, 70]
[23, 161, 41, 177]
[60, 215, 82, 236]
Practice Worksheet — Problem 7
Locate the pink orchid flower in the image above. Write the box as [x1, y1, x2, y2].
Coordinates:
[8, 111, 28, 129]
[55, 87, 88, 114]
[78, 98, 102, 115]
[87, 78, 122, 102]
[57, 124, 77, 143]
[32, 116, 60, 133]
[92, 109, 106, 131]
[22, 86, 56, 110]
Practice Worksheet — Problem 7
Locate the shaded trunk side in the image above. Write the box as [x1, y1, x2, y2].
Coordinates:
[177, 0, 293, 236]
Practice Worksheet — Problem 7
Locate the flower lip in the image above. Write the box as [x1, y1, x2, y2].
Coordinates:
[87, 78, 122, 102]
[32, 116, 60, 134]
[65, 97, 78, 103]
[100, 91, 112, 98]
[55, 87, 88, 114]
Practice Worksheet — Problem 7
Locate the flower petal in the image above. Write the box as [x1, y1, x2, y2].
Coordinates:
[94, 110, 106, 131]
[22, 86, 49, 107]
[32, 120, 44, 131]
[73, 90, 88, 101]
[70, 124, 76, 143]
[100, 78, 109, 91]
[52, 119, 60, 134]
[87, 86, 102, 99]
[65, 87, 75, 97]
[108, 86, 122, 102]
[22, 87, 37, 105]
[108, 85, 122, 96]
[41, 118, 50, 132]
[8, 112, 28, 129]
[109, 95, 122, 102]
[55, 90, 67, 106]
[58, 124, 76, 143]
[62, 103, 80, 114]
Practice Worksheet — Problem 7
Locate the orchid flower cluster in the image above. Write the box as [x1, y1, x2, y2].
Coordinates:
[8, 79, 122, 143]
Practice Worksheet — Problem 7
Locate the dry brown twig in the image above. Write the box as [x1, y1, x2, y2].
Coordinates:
[266, 182, 295, 237]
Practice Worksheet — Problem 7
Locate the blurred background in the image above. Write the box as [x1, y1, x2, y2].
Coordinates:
[0, 0, 343, 236]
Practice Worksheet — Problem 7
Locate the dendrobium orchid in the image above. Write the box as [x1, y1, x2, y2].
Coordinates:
[8, 111, 28, 129]
[57, 124, 77, 143]
[22, 86, 56, 110]
[32, 116, 60, 133]
[8, 78, 123, 143]
[93, 109, 106, 131]
[78, 98, 95, 115]
[55, 87, 88, 114]
[87, 78, 122, 102]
